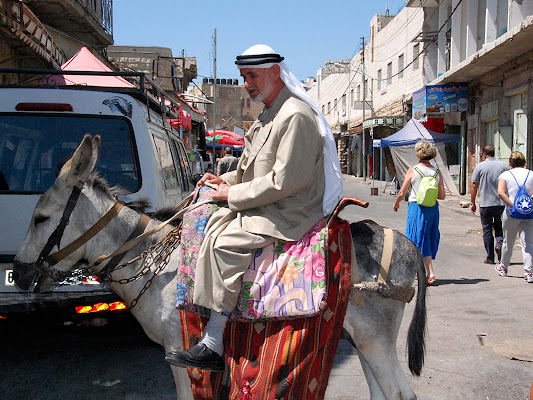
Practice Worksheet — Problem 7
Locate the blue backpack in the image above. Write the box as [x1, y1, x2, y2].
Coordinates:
[508, 171, 533, 219]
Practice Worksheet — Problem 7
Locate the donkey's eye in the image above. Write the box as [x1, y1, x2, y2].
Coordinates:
[34, 216, 49, 226]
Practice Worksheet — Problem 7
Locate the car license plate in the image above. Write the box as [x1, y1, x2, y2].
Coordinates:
[5, 268, 14, 286]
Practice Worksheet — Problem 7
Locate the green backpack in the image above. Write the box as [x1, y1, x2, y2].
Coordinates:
[414, 167, 439, 207]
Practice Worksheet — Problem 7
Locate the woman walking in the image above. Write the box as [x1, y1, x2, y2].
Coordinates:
[393, 141, 445, 284]
[495, 151, 533, 283]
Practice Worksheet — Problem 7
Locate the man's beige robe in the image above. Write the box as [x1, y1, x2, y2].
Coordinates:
[193, 86, 326, 312]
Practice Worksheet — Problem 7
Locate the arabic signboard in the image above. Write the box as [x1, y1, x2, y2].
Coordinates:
[413, 84, 468, 119]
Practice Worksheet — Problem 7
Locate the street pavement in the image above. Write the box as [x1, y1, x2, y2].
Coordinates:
[325, 175, 532, 400]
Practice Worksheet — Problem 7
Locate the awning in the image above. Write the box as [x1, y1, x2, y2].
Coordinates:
[373, 118, 459, 148]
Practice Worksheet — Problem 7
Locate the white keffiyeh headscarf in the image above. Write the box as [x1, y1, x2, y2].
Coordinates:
[236, 44, 343, 216]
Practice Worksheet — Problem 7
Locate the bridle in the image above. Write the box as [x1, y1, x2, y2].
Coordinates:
[33, 181, 125, 281]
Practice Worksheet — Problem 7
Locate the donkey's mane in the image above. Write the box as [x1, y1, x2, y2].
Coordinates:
[87, 173, 125, 197]
[152, 207, 182, 226]
[86, 172, 178, 222]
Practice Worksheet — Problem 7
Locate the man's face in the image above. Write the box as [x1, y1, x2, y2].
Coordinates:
[240, 67, 276, 104]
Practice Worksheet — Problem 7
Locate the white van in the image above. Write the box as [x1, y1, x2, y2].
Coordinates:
[0, 70, 198, 313]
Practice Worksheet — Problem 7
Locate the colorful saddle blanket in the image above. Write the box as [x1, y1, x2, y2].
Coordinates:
[179, 216, 352, 399]
[175, 186, 329, 321]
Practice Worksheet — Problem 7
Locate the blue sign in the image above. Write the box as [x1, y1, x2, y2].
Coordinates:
[413, 84, 468, 119]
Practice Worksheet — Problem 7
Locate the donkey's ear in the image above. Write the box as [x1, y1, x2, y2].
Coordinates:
[57, 134, 98, 187]
[88, 135, 101, 173]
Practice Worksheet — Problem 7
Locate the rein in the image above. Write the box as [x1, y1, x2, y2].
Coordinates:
[90, 192, 206, 268]
[33, 184, 211, 308]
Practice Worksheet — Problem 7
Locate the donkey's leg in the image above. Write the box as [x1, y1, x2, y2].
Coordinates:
[169, 365, 194, 400]
[354, 347, 387, 400]
[344, 299, 416, 400]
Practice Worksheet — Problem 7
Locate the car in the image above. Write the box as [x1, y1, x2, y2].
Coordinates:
[0, 69, 197, 313]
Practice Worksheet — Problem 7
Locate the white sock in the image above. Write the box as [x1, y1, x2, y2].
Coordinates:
[199, 311, 228, 356]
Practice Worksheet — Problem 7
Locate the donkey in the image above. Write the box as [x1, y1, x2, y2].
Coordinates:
[14, 135, 426, 400]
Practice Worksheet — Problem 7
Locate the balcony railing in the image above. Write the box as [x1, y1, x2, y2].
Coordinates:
[24, 0, 113, 45]
[73, 0, 113, 36]
[101, 0, 113, 36]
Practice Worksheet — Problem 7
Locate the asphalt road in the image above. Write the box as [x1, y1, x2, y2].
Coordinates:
[1, 176, 532, 400]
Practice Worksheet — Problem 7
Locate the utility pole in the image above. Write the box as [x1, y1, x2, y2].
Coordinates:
[213, 29, 217, 171]
[361, 36, 367, 180]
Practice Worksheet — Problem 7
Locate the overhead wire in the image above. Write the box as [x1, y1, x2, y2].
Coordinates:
[370, 0, 428, 52]
[371, 1, 442, 63]
[361, 0, 463, 82]
[321, 0, 464, 116]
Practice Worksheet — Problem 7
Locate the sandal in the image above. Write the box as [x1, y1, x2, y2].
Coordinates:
[427, 275, 436, 285]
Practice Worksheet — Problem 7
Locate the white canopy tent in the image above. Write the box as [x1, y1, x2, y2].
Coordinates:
[372, 118, 460, 196]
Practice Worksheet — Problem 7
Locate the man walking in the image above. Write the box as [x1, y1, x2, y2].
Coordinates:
[216, 146, 239, 175]
[470, 145, 509, 264]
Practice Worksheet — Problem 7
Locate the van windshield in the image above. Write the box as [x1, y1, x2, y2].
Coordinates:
[0, 114, 140, 193]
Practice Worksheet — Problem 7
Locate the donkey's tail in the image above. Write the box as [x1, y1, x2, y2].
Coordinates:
[407, 254, 427, 376]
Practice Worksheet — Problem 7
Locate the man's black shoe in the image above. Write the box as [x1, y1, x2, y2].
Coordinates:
[165, 343, 225, 372]
[495, 246, 502, 262]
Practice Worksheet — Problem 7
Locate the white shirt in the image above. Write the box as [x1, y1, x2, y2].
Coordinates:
[408, 164, 440, 203]
[498, 167, 533, 202]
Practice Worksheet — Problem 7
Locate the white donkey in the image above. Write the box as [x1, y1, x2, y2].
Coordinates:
[14, 135, 427, 400]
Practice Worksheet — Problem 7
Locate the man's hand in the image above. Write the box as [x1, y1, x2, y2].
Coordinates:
[211, 183, 230, 202]
[470, 203, 477, 214]
[197, 172, 223, 187]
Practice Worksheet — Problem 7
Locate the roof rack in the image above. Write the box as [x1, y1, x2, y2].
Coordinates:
[0, 67, 192, 122]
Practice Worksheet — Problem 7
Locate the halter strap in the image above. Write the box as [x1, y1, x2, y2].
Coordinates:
[46, 200, 125, 266]
[37, 183, 83, 264]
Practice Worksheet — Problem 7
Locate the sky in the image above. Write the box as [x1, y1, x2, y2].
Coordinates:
[113, 0, 407, 84]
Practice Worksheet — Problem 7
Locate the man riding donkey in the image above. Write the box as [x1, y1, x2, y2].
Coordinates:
[165, 44, 344, 371]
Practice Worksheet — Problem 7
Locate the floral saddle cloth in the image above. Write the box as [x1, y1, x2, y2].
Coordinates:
[175, 186, 329, 321]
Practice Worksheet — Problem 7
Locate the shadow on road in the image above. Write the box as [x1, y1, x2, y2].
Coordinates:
[431, 278, 490, 286]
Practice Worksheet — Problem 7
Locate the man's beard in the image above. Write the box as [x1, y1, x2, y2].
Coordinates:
[248, 75, 274, 103]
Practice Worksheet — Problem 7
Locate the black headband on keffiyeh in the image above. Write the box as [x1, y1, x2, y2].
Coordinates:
[235, 53, 285, 66]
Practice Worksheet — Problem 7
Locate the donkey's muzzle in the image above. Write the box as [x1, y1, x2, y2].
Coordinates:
[12, 259, 39, 290]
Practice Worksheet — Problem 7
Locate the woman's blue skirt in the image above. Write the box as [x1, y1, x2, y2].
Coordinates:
[406, 202, 440, 259]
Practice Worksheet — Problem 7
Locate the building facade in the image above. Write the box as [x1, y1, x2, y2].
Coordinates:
[187, 79, 263, 134]
[310, 0, 533, 195]
[309, 5, 439, 177]
[428, 0, 533, 193]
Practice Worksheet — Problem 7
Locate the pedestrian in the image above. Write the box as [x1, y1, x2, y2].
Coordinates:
[470, 145, 508, 264]
[393, 140, 445, 284]
[494, 151, 533, 283]
[164, 44, 344, 371]
[216, 146, 239, 175]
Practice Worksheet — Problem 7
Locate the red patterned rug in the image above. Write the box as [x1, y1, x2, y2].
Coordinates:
[179, 217, 352, 399]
